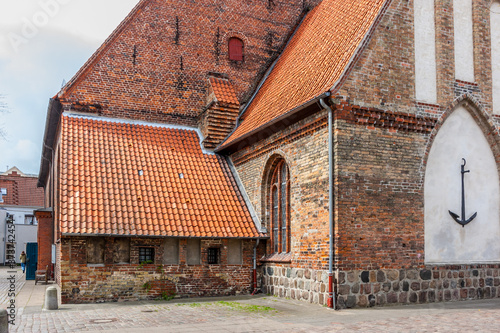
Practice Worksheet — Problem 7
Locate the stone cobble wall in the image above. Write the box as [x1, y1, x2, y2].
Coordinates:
[58, 236, 257, 303]
[261, 264, 329, 305]
[261, 265, 500, 308]
[336, 265, 500, 308]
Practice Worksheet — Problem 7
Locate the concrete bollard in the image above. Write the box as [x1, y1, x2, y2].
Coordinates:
[45, 286, 58, 310]
[0, 309, 8, 333]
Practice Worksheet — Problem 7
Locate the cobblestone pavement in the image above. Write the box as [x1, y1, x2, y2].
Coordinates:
[8, 295, 500, 332]
[0, 267, 25, 304]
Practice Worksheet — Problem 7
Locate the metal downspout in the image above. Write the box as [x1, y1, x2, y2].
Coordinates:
[320, 97, 336, 310]
[252, 238, 260, 295]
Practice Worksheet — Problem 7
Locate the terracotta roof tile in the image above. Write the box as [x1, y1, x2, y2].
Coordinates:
[221, 0, 387, 148]
[209, 77, 239, 106]
[59, 114, 261, 238]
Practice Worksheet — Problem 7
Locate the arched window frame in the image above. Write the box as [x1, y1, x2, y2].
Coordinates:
[269, 159, 290, 253]
[228, 37, 244, 61]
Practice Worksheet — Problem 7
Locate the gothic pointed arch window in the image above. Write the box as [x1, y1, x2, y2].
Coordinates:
[269, 159, 290, 253]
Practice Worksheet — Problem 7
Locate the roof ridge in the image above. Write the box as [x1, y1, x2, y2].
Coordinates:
[63, 112, 216, 155]
[58, 0, 151, 99]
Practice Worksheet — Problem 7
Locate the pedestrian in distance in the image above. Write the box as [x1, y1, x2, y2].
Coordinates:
[20, 251, 27, 273]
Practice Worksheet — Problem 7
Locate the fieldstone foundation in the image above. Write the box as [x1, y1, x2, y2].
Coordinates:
[261, 265, 330, 304]
[262, 264, 500, 308]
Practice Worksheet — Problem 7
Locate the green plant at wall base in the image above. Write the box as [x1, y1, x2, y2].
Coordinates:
[143, 281, 152, 292]
[160, 291, 175, 301]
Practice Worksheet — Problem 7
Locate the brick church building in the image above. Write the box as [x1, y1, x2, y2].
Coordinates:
[37, 0, 500, 308]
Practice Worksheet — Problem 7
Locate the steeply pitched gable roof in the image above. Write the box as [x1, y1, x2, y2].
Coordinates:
[220, 0, 388, 150]
[59, 114, 261, 238]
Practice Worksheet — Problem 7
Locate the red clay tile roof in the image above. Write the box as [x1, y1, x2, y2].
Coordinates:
[221, 0, 387, 148]
[209, 77, 239, 106]
[59, 114, 261, 238]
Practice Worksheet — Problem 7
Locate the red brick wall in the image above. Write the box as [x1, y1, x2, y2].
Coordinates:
[232, 110, 331, 271]
[60, 0, 320, 126]
[0, 173, 44, 207]
[35, 210, 53, 271]
[336, 0, 494, 118]
[334, 102, 433, 270]
[58, 236, 261, 303]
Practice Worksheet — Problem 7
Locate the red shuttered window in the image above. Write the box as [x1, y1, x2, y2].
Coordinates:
[228, 37, 244, 61]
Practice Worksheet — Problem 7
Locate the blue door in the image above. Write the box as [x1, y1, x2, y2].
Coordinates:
[26, 243, 38, 280]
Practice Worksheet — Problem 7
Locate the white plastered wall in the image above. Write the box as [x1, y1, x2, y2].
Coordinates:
[425, 106, 500, 264]
[414, 0, 437, 103]
[492, 2, 500, 114]
[454, 0, 475, 82]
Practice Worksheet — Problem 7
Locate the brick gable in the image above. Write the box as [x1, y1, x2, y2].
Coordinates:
[59, 0, 320, 126]
[0, 170, 44, 207]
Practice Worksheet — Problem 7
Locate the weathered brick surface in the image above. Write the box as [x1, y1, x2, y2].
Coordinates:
[334, 102, 430, 271]
[34, 210, 53, 271]
[0, 171, 44, 207]
[336, 0, 494, 119]
[232, 110, 330, 271]
[58, 236, 261, 303]
[229, 0, 500, 309]
[60, 0, 320, 126]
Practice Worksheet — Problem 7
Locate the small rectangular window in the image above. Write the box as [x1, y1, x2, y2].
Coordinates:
[24, 215, 36, 225]
[207, 247, 220, 264]
[139, 247, 154, 264]
[0, 188, 6, 203]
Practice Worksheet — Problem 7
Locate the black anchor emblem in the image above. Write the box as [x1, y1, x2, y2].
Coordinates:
[448, 158, 477, 227]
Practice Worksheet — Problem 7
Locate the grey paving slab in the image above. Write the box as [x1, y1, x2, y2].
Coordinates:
[0, 267, 25, 304]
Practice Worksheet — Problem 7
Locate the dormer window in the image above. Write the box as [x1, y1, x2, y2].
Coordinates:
[228, 37, 244, 61]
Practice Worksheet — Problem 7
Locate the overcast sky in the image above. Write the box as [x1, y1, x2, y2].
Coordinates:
[0, 0, 140, 175]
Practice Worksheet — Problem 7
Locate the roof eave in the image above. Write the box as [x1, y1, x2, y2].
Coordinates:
[61, 232, 268, 239]
[37, 98, 63, 188]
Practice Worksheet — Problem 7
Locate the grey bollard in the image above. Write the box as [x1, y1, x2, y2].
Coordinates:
[0, 309, 8, 333]
[45, 286, 58, 310]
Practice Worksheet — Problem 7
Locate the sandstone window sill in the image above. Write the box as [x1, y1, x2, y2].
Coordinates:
[87, 264, 105, 268]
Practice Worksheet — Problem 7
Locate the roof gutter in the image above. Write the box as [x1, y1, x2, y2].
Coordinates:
[61, 233, 268, 239]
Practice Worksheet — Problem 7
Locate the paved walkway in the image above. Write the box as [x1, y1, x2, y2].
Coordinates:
[0, 266, 498, 332]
